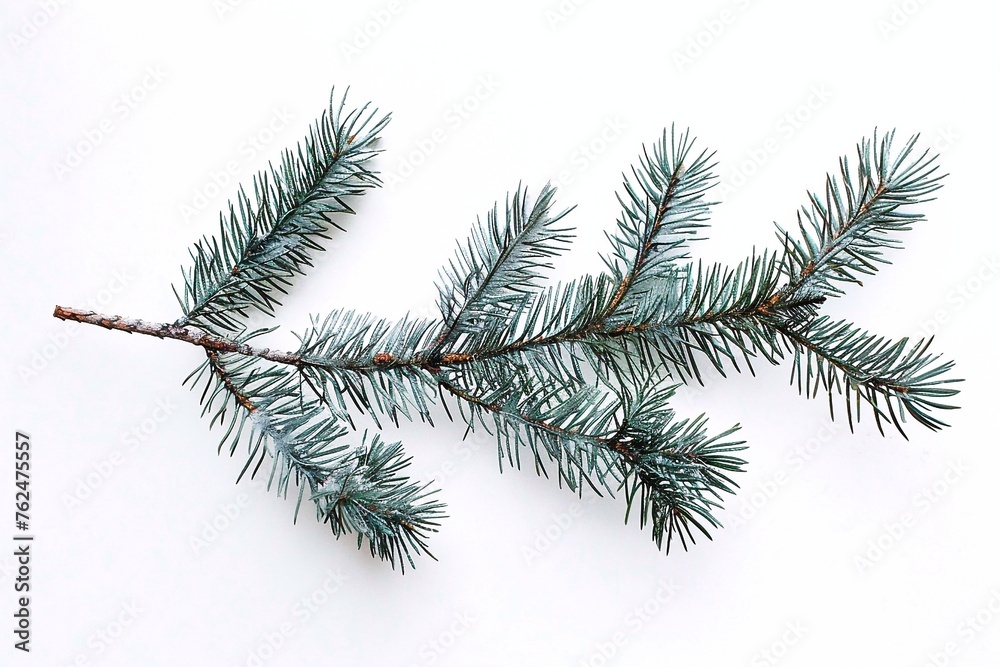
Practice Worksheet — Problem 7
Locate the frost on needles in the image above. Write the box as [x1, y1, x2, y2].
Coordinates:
[54, 88, 961, 571]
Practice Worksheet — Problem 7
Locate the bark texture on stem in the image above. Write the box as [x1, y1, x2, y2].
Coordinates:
[52, 306, 301, 365]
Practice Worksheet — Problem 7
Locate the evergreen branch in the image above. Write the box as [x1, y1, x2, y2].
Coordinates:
[176, 89, 390, 333]
[59, 298, 754, 556]
[434, 183, 573, 352]
[775, 316, 961, 436]
[439, 374, 621, 495]
[619, 417, 746, 552]
[187, 341, 444, 571]
[54, 305, 440, 428]
[642, 251, 812, 385]
[54, 110, 961, 569]
[774, 130, 944, 301]
[314, 434, 446, 572]
[294, 309, 442, 427]
[602, 126, 717, 325]
[440, 372, 747, 550]
[614, 381, 745, 552]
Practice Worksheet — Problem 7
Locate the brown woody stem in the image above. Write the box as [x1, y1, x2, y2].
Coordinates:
[52, 306, 301, 366]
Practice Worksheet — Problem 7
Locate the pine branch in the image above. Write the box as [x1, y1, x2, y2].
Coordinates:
[293, 309, 442, 427]
[433, 183, 573, 353]
[614, 381, 745, 552]
[774, 130, 944, 301]
[439, 371, 621, 495]
[601, 126, 717, 326]
[190, 344, 444, 571]
[441, 374, 746, 550]
[776, 316, 961, 436]
[176, 89, 389, 333]
[638, 251, 820, 385]
[315, 434, 446, 571]
[54, 99, 961, 571]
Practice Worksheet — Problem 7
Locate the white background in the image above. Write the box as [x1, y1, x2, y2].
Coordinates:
[2, 1, 998, 665]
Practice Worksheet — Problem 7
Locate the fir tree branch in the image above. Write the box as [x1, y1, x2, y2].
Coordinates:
[773, 317, 960, 436]
[191, 346, 444, 571]
[313, 434, 446, 571]
[433, 183, 573, 354]
[600, 126, 717, 326]
[54, 299, 751, 553]
[176, 89, 390, 333]
[614, 381, 745, 552]
[440, 375, 746, 551]
[54, 112, 961, 569]
[438, 374, 620, 495]
[773, 130, 944, 302]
